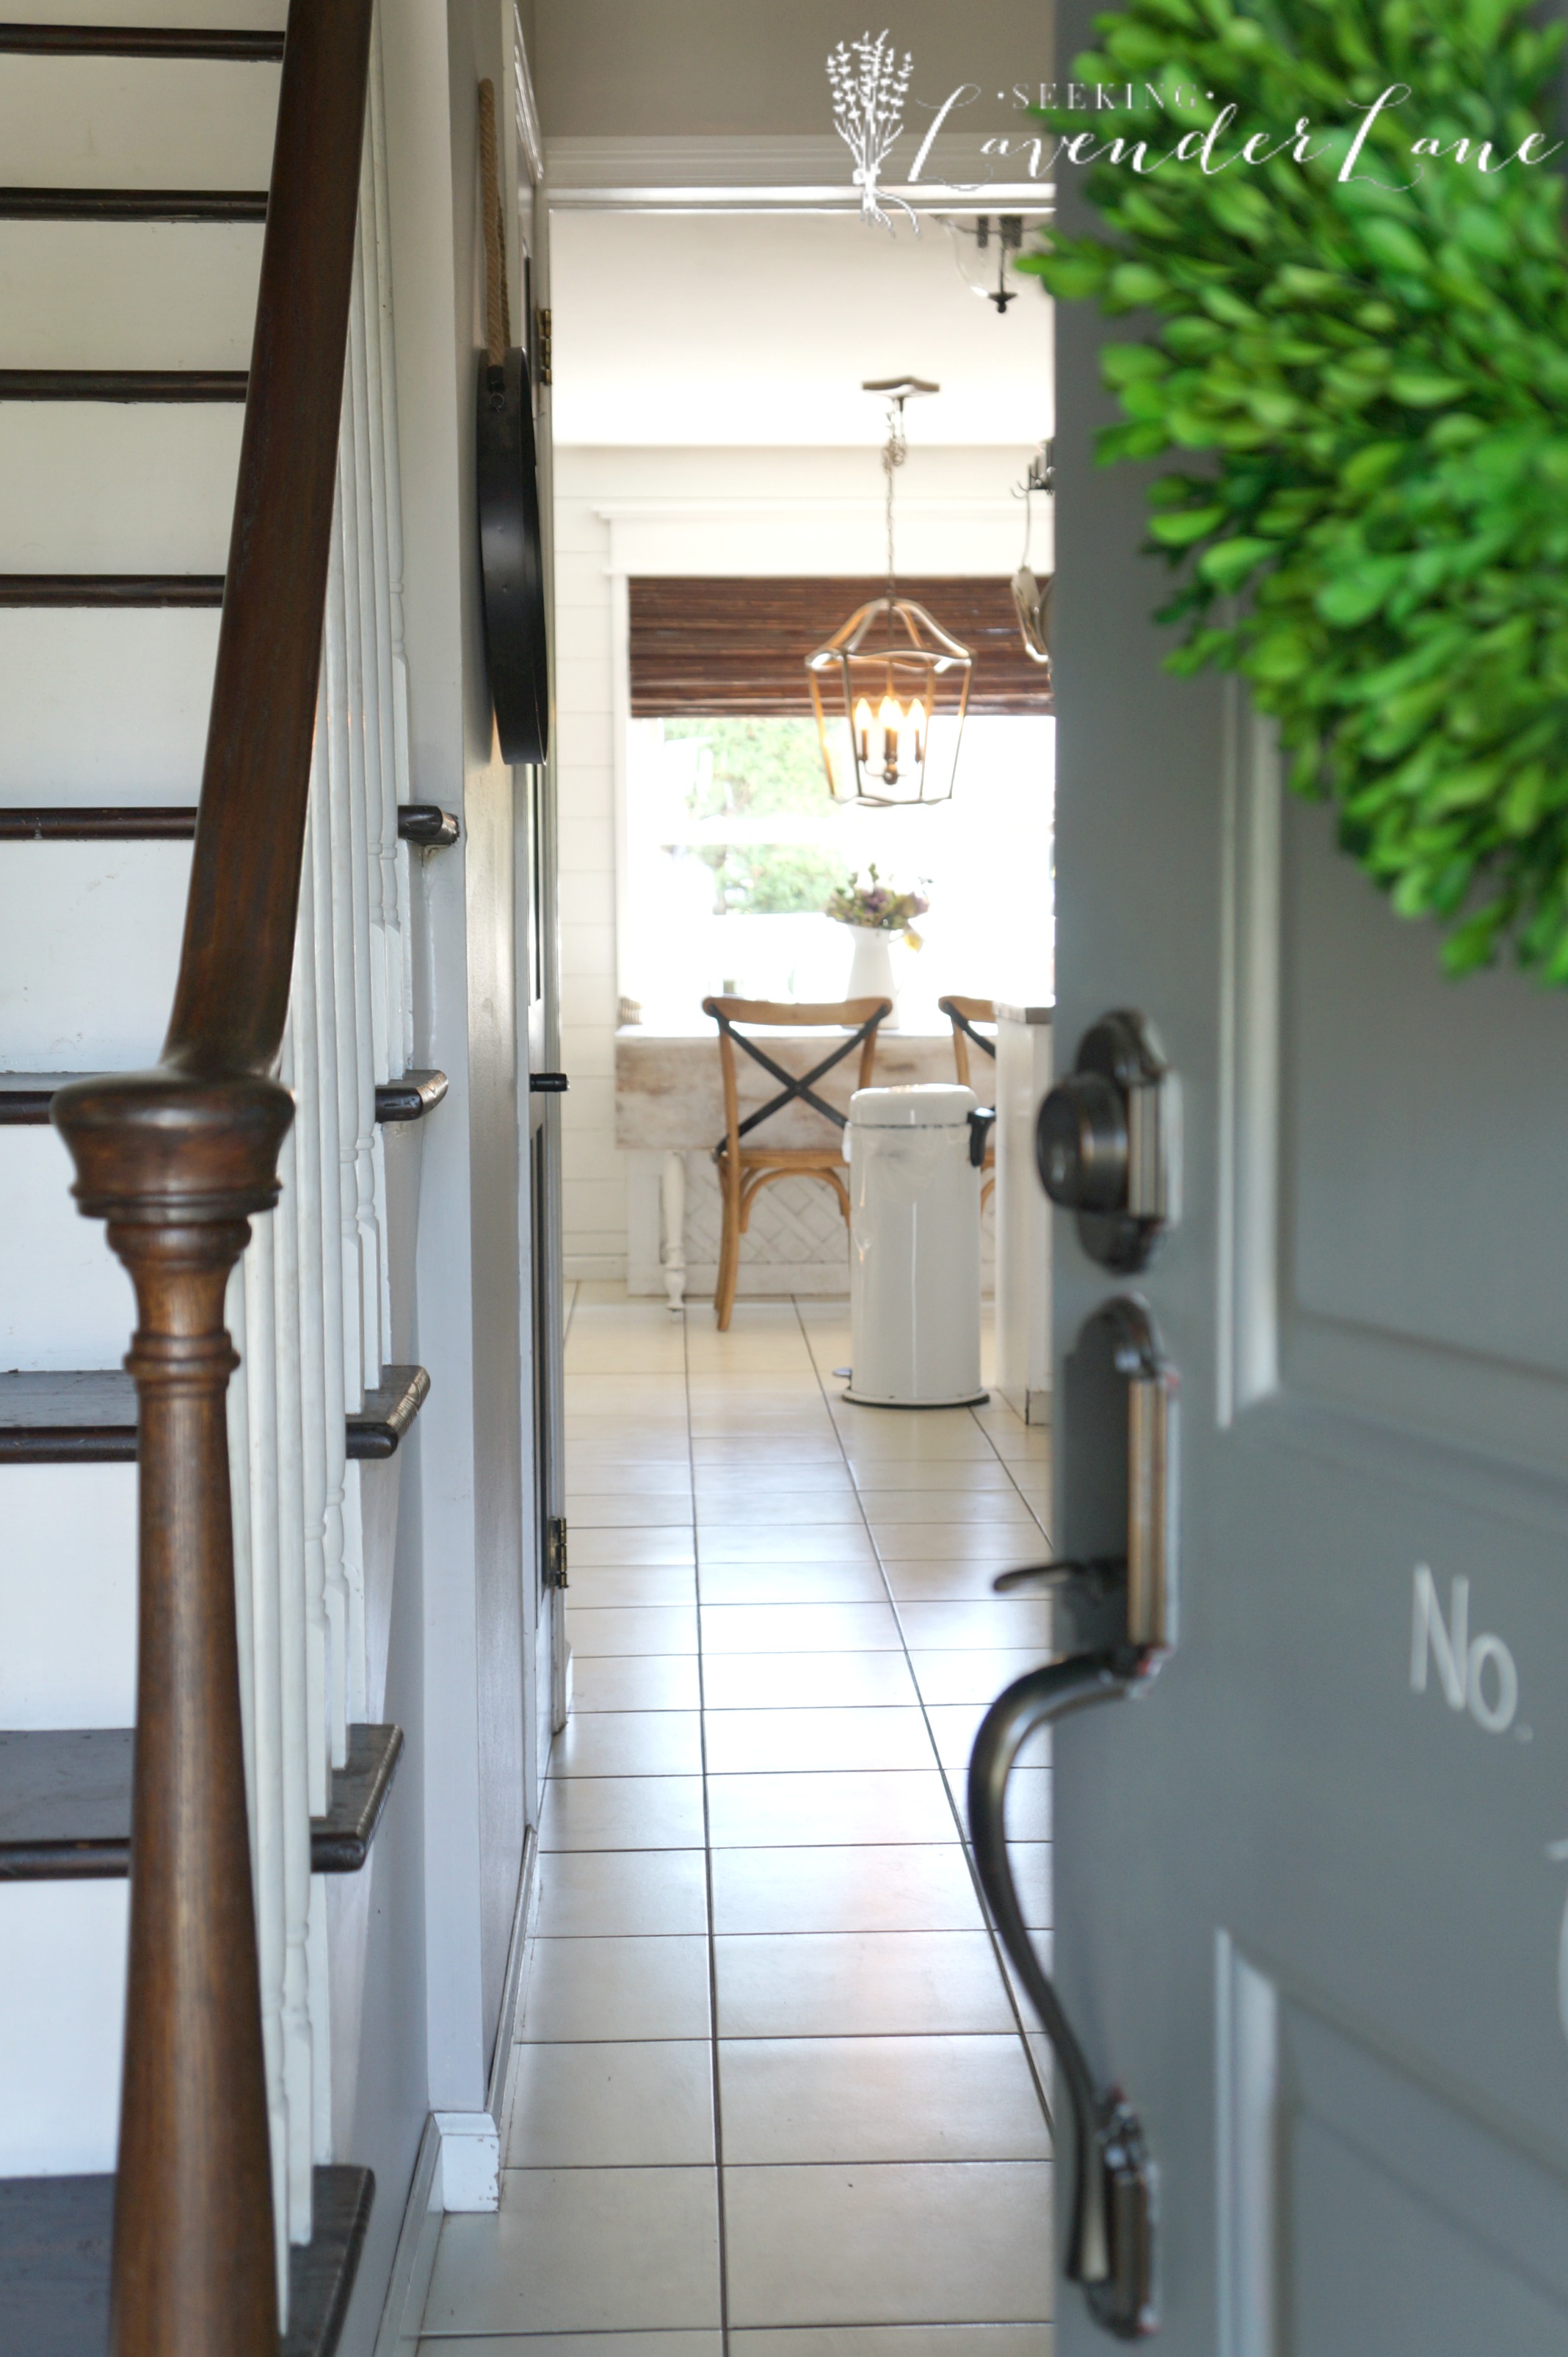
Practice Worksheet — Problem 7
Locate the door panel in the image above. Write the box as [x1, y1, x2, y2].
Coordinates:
[1218, 1941, 1568, 2355]
[1048, 10, 1568, 2344]
[1281, 796, 1568, 1459]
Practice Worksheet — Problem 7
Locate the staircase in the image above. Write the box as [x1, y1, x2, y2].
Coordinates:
[0, 7, 443, 2347]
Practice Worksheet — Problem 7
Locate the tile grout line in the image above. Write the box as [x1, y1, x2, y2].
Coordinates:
[790, 1298, 1056, 2137]
[970, 1399, 1051, 1540]
[683, 1303, 732, 2356]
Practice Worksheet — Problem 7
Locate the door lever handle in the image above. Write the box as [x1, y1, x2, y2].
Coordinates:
[967, 1297, 1176, 2341]
[970, 1651, 1155, 2337]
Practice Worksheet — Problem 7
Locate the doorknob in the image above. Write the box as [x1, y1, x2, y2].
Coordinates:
[969, 1297, 1177, 2340]
[1036, 1011, 1174, 1272]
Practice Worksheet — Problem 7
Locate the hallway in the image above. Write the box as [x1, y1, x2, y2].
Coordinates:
[420, 1289, 1055, 2355]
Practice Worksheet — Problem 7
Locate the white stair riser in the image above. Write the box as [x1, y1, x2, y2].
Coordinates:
[0, 222, 261, 368]
[0, 610, 219, 799]
[0, 1129, 138, 1368]
[0, 1466, 136, 1727]
[0, 839, 188, 1061]
[0, 54, 278, 190]
[0, 406, 243, 572]
[4, 1, 286, 35]
[0, 1883, 126, 2174]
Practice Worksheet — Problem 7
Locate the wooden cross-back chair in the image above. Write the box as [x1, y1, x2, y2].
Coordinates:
[940, 993, 998, 1209]
[702, 994, 892, 1329]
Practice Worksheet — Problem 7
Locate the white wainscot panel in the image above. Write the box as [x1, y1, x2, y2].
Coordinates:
[0, 1465, 137, 1728]
[0, 1131, 137, 1370]
[0, 1881, 127, 2173]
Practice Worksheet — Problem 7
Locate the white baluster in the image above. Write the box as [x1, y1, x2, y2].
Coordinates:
[272, 1046, 319, 2245]
[335, 446, 385, 1389]
[346, 252, 396, 1372]
[322, 516, 368, 1408]
[370, 16, 416, 1073]
[360, 106, 406, 1081]
[347, 254, 391, 1096]
[309, 696, 358, 1757]
[239, 1217, 293, 2304]
[288, 855, 336, 1788]
[308, 1875, 334, 2167]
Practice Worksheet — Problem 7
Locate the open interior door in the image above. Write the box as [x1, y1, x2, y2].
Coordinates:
[1001, 17, 1568, 2347]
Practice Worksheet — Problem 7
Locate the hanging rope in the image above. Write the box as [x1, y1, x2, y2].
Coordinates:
[478, 78, 512, 367]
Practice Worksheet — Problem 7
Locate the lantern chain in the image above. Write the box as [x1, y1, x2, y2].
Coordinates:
[882, 397, 907, 641]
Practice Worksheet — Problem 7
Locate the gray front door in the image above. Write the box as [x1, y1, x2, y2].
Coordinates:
[1037, 42, 1568, 2355]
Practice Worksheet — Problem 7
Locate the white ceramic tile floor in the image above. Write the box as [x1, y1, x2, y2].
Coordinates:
[420, 1294, 1055, 2353]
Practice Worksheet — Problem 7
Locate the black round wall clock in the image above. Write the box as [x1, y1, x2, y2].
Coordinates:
[476, 345, 549, 766]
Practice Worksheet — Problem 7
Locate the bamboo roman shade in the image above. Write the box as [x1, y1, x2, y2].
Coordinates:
[628, 576, 1051, 719]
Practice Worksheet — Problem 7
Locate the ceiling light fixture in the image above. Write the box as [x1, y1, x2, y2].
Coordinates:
[942, 214, 1027, 312]
[1012, 438, 1053, 678]
[806, 378, 973, 808]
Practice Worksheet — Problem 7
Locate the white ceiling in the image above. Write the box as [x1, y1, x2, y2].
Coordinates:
[547, 209, 1053, 447]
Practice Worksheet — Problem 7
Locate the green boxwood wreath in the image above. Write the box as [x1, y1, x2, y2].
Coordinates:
[1026, 0, 1568, 978]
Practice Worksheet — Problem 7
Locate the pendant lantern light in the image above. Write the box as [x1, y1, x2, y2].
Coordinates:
[806, 379, 973, 808]
[941, 213, 1026, 312]
[1011, 438, 1053, 680]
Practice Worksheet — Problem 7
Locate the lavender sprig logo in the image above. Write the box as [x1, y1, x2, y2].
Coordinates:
[827, 30, 915, 231]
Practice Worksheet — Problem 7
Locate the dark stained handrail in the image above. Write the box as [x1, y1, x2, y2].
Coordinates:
[166, 1, 373, 1080]
[48, 5, 378, 2352]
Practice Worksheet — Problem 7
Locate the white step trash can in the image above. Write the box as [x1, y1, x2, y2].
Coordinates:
[844, 1082, 992, 1408]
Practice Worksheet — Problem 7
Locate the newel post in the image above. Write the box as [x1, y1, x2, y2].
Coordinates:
[53, 1068, 295, 2357]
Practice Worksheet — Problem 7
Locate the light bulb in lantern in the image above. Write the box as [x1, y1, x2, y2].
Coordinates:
[853, 698, 872, 764]
[877, 690, 903, 782]
[909, 698, 926, 763]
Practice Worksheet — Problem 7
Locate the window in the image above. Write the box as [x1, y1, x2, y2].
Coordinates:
[623, 710, 1053, 1030]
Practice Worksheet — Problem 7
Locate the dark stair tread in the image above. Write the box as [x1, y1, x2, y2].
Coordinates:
[397, 802, 462, 845]
[0, 805, 197, 839]
[0, 1723, 403, 1879]
[0, 2163, 371, 2357]
[0, 187, 266, 221]
[0, 1363, 430, 1464]
[0, 369, 248, 400]
[376, 1068, 449, 1123]
[0, 804, 460, 842]
[0, 1073, 84, 1122]
[0, 1072, 449, 1130]
[350, 1363, 432, 1459]
[0, 27, 286, 59]
[0, 575, 225, 607]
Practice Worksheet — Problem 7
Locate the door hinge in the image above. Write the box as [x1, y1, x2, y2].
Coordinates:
[546, 1513, 568, 1587]
[535, 305, 552, 385]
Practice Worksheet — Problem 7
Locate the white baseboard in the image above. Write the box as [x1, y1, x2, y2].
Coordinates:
[485, 1825, 538, 2130]
[628, 1261, 852, 1300]
[371, 1831, 540, 2351]
[432, 2112, 500, 2212]
[370, 2112, 443, 2357]
[563, 1251, 628, 1281]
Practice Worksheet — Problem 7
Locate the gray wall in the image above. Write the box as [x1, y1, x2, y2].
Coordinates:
[531, 0, 1054, 136]
[445, 0, 531, 2098]
[338, 0, 537, 2342]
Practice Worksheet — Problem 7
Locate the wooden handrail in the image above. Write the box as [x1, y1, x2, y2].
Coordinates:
[48, 5, 377, 2353]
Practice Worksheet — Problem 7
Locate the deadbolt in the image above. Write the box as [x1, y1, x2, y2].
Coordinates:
[1037, 1010, 1173, 1273]
[1037, 1072, 1126, 1212]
